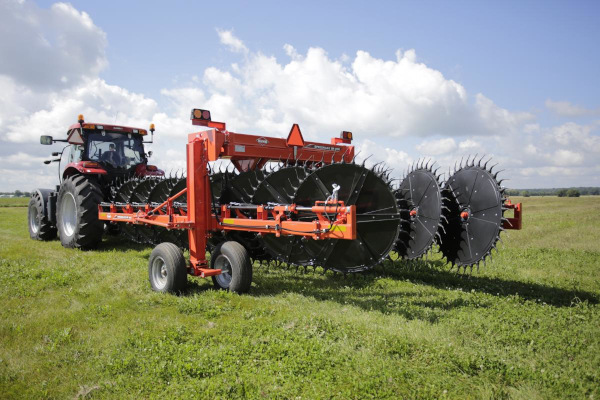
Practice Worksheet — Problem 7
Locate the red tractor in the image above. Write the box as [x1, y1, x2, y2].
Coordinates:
[28, 114, 163, 249]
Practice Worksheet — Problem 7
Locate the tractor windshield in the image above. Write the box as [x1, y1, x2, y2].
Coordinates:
[86, 132, 145, 169]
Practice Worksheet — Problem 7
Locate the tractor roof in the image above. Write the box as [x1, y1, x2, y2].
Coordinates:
[68, 122, 148, 135]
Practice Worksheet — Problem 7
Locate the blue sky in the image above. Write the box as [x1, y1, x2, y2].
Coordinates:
[1, 0, 599, 190]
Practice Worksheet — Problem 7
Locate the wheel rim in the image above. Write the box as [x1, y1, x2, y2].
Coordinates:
[151, 256, 168, 289]
[214, 254, 232, 288]
[60, 192, 77, 237]
[29, 203, 40, 234]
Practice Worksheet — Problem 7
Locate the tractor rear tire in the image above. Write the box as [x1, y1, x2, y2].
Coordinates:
[148, 242, 188, 293]
[28, 192, 57, 241]
[56, 175, 103, 249]
[210, 241, 252, 293]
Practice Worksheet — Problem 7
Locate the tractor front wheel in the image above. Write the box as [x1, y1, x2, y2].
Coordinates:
[56, 175, 103, 249]
[148, 242, 188, 293]
[210, 241, 252, 293]
[27, 192, 57, 241]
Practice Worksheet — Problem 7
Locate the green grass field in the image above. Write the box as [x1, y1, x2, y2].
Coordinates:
[1, 196, 599, 399]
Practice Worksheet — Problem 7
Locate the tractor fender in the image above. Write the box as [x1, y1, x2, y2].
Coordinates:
[35, 188, 57, 223]
[62, 164, 107, 180]
[135, 163, 165, 177]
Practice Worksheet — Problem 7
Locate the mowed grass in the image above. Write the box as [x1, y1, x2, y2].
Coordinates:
[0, 198, 28, 207]
[0, 196, 599, 399]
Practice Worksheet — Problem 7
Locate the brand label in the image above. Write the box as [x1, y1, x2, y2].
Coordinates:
[305, 144, 340, 152]
[235, 145, 246, 153]
[256, 137, 269, 146]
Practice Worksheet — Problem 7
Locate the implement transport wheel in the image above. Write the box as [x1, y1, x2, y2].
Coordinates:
[210, 241, 252, 294]
[56, 175, 103, 249]
[148, 242, 188, 293]
[28, 192, 57, 241]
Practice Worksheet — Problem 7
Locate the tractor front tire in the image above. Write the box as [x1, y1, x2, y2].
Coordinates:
[148, 242, 188, 293]
[210, 241, 252, 293]
[56, 175, 103, 249]
[28, 192, 57, 241]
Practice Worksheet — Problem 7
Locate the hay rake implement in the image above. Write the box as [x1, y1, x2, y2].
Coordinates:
[91, 109, 522, 292]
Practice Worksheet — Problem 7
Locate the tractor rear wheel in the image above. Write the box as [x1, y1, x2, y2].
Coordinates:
[210, 241, 252, 293]
[56, 175, 103, 249]
[148, 242, 188, 293]
[27, 192, 57, 241]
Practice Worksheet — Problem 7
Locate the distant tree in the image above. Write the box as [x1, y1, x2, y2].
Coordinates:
[557, 189, 567, 197]
[567, 189, 580, 197]
[591, 188, 600, 195]
[521, 190, 530, 197]
[14, 190, 22, 197]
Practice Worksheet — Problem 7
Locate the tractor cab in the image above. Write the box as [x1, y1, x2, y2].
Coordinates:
[67, 124, 149, 173]
[41, 115, 163, 180]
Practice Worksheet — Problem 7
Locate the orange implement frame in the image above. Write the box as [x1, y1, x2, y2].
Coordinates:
[503, 199, 523, 230]
[98, 120, 357, 278]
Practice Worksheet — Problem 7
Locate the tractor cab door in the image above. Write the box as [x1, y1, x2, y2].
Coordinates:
[68, 144, 84, 163]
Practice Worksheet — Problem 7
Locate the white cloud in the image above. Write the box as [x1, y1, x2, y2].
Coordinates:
[216, 29, 248, 54]
[551, 149, 584, 167]
[283, 44, 301, 60]
[0, 152, 46, 169]
[545, 122, 600, 152]
[1, 78, 159, 143]
[458, 139, 482, 152]
[475, 94, 535, 134]
[0, 1, 106, 90]
[163, 45, 532, 141]
[356, 139, 413, 177]
[545, 99, 600, 117]
[416, 138, 456, 155]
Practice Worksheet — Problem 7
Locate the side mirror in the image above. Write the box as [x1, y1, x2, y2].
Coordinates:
[40, 135, 53, 145]
[52, 152, 60, 157]
[147, 151, 153, 158]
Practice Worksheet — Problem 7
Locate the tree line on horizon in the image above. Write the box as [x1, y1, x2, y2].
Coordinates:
[3, 187, 600, 199]
[505, 187, 600, 197]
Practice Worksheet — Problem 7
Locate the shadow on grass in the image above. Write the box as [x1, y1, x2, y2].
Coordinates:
[96, 236, 152, 252]
[382, 259, 600, 307]
[93, 235, 599, 314]
[180, 279, 214, 296]
[250, 259, 598, 320]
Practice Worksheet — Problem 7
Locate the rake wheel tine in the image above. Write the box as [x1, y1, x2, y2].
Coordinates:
[470, 153, 477, 167]
[361, 154, 373, 168]
[372, 161, 384, 171]
[478, 154, 485, 167]
[340, 147, 349, 163]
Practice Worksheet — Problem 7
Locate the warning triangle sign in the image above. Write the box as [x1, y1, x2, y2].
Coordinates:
[286, 124, 305, 147]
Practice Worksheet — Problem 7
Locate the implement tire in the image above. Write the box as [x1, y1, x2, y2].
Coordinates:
[28, 192, 57, 241]
[210, 241, 252, 293]
[148, 242, 188, 293]
[56, 175, 103, 249]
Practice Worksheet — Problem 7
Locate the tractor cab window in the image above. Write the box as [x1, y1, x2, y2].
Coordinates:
[86, 132, 145, 169]
[68, 145, 84, 163]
